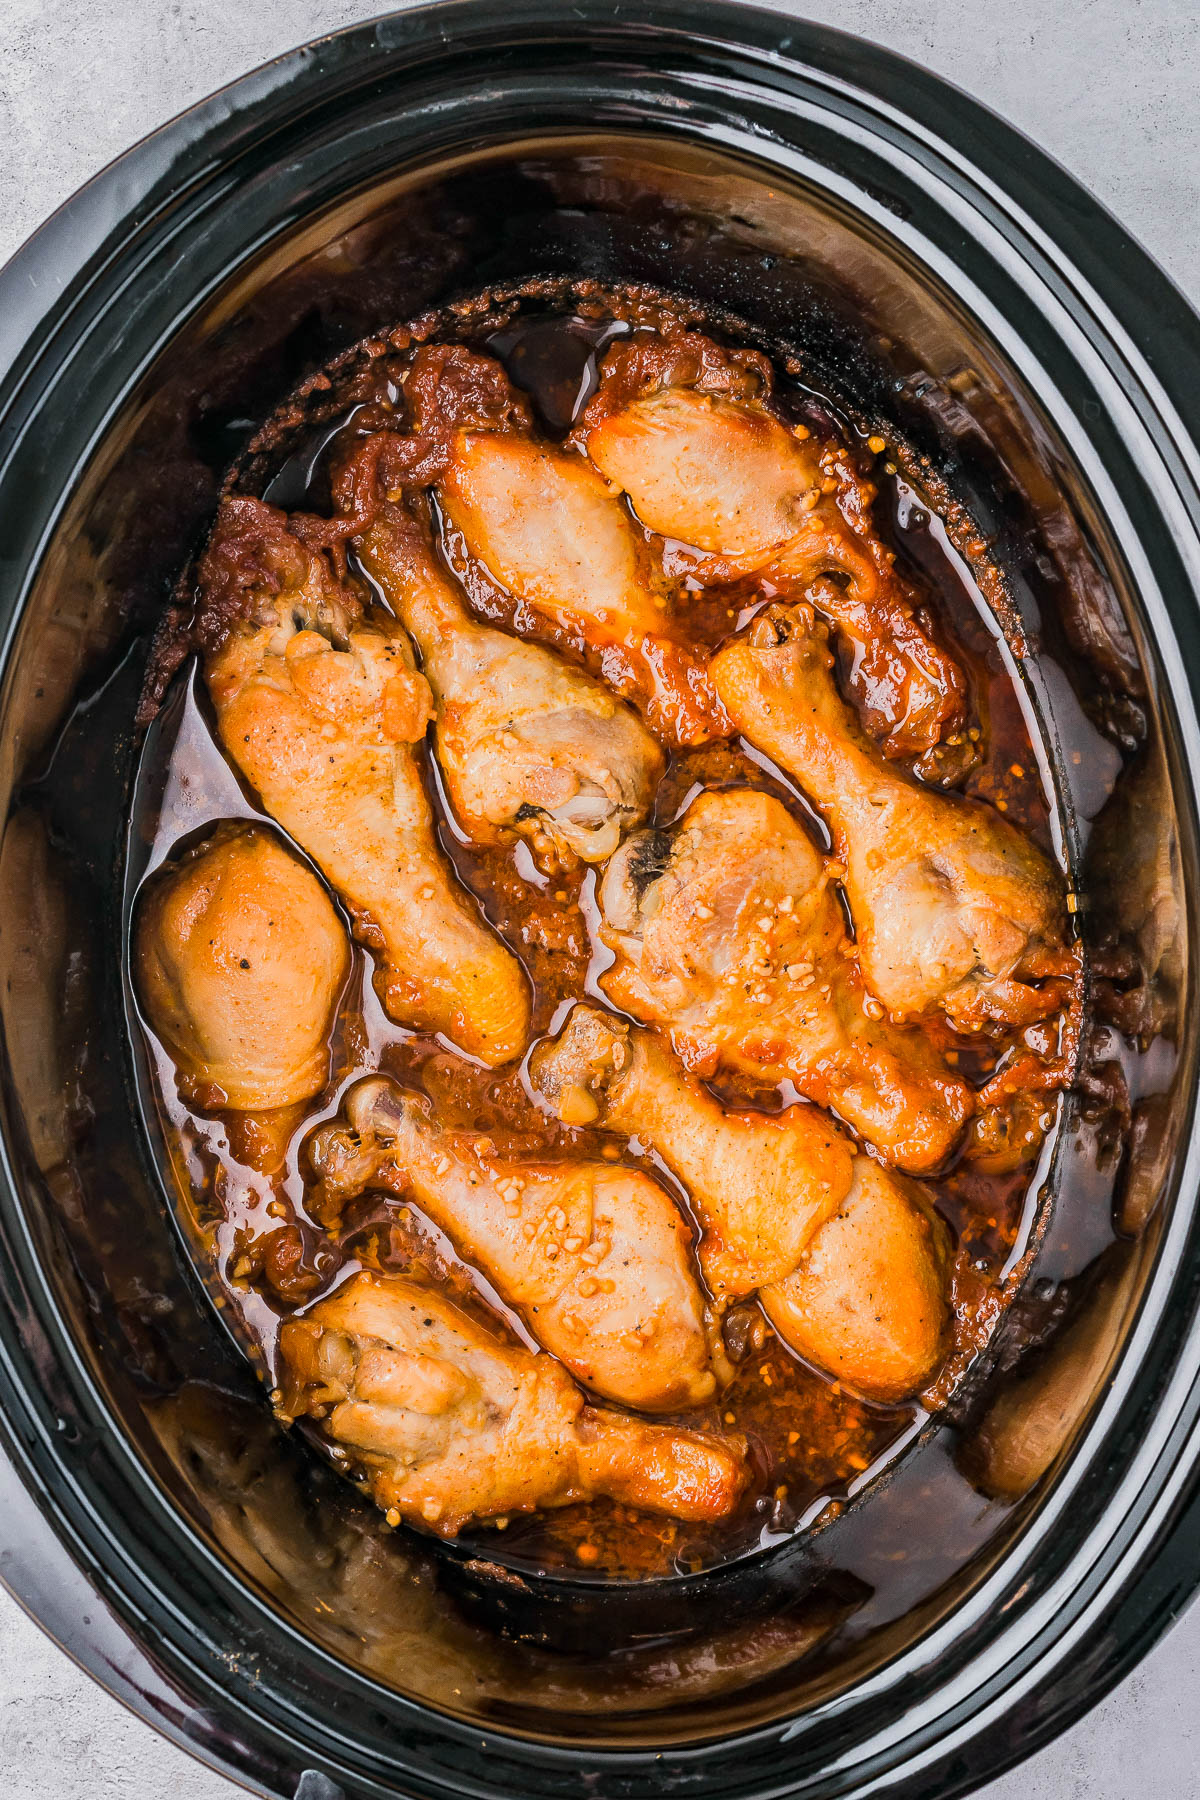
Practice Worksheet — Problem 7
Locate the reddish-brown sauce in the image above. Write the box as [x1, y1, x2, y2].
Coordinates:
[128, 306, 1076, 1580]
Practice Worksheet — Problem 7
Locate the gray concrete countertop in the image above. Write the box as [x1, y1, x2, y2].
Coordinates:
[1, 2, 1197, 1794]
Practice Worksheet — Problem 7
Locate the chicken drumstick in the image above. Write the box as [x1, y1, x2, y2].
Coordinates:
[406, 346, 726, 745]
[578, 331, 965, 755]
[529, 1004, 951, 1402]
[135, 820, 350, 1289]
[598, 787, 972, 1172]
[353, 502, 663, 864]
[136, 821, 348, 1115]
[200, 497, 530, 1065]
[307, 1075, 717, 1413]
[279, 1271, 746, 1536]
[711, 604, 1072, 1030]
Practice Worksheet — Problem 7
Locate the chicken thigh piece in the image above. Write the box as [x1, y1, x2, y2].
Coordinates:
[136, 822, 348, 1113]
[529, 1005, 951, 1402]
[598, 788, 972, 1172]
[578, 333, 965, 755]
[307, 1076, 716, 1413]
[200, 498, 530, 1065]
[354, 505, 663, 864]
[279, 1272, 746, 1536]
[711, 605, 1072, 1030]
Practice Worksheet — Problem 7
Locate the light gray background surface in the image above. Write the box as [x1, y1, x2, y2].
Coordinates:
[1, 2, 1198, 1794]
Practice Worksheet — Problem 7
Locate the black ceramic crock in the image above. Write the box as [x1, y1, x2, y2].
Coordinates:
[1, 6, 1199, 1797]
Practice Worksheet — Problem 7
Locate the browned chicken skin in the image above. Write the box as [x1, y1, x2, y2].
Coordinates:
[279, 1272, 746, 1536]
[354, 504, 663, 863]
[711, 605, 1073, 1030]
[307, 1076, 716, 1412]
[200, 498, 530, 1065]
[135, 821, 348, 1112]
[529, 1005, 951, 1401]
[578, 332, 965, 755]
[598, 787, 972, 1172]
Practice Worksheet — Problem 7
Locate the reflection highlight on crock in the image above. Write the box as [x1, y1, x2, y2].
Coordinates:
[0, 133, 1182, 1723]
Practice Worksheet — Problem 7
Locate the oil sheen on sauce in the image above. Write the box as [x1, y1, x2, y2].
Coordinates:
[126, 309, 1070, 1582]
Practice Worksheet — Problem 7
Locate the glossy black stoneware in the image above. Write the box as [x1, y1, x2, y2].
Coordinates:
[1, 6, 1199, 1798]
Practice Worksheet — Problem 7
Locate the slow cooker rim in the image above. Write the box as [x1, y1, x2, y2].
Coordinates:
[0, 6, 1199, 1798]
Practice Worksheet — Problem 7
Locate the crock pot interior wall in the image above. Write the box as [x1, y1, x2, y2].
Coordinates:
[0, 125, 1191, 1755]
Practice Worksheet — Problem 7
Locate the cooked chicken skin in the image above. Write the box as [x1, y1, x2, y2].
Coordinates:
[761, 1157, 951, 1403]
[598, 788, 972, 1172]
[441, 433, 659, 642]
[135, 822, 348, 1111]
[307, 1076, 715, 1412]
[278, 1272, 746, 1536]
[711, 605, 1071, 1029]
[529, 1005, 951, 1401]
[201, 500, 530, 1065]
[579, 334, 965, 755]
[354, 505, 663, 863]
[436, 414, 727, 745]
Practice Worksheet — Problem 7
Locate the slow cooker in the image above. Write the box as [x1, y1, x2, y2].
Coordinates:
[0, 6, 1198, 1796]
